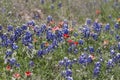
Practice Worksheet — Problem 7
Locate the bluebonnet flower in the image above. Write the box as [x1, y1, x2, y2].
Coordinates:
[9, 58, 16, 65]
[92, 33, 98, 40]
[40, 0, 44, 4]
[82, 27, 90, 38]
[114, 53, 120, 63]
[63, 19, 68, 24]
[118, 42, 120, 50]
[72, 20, 77, 26]
[14, 27, 23, 37]
[93, 22, 101, 33]
[78, 53, 88, 65]
[58, 1, 62, 8]
[28, 43, 34, 49]
[87, 55, 93, 63]
[68, 47, 72, 53]
[1, 7, 6, 13]
[73, 32, 78, 37]
[110, 30, 114, 35]
[72, 58, 77, 64]
[47, 15, 52, 23]
[61, 70, 66, 77]
[99, 57, 103, 62]
[108, 14, 112, 19]
[6, 39, 13, 46]
[0, 25, 2, 30]
[86, 18, 91, 25]
[51, 0, 55, 3]
[52, 39, 58, 47]
[21, 24, 27, 30]
[104, 23, 110, 31]
[65, 60, 72, 69]
[7, 25, 13, 32]
[27, 20, 35, 26]
[40, 43, 45, 49]
[15, 63, 20, 68]
[51, 4, 54, 9]
[74, 49, 78, 54]
[89, 46, 94, 53]
[66, 69, 72, 77]
[106, 59, 114, 69]
[66, 76, 73, 80]
[41, 24, 47, 32]
[29, 61, 34, 67]
[93, 67, 100, 77]
[115, 34, 120, 41]
[59, 60, 64, 66]
[12, 43, 18, 50]
[96, 48, 101, 54]
[46, 31, 55, 41]
[5, 49, 13, 58]
[78, 39, 84, 45]
[10, 34, 17, 42]
[1, 33, 7, 41]
[61, 69, 72, 78]
[24, 31, 33, 43]
[95, 62, 101, 67]
[37, 50, 43, 57]
[113, 0, 119, 6]
[110, 49, 116, 56]
[114, 23, 119, 29]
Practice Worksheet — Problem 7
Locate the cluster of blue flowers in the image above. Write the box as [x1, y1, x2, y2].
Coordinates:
[0, 14, 120, 79]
